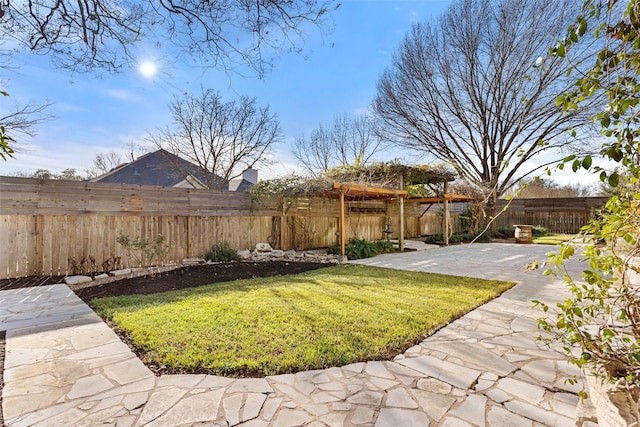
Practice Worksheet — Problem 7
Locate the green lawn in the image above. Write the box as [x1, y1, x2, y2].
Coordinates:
[91, 264, 514, 377]
[532, 233, 579, 245]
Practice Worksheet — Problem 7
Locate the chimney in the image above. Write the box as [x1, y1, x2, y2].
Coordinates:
[243, 168, 258, 184]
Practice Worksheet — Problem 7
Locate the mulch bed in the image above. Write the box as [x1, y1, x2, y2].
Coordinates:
[0, 261, 334, 303]
[74, 261, 333, 303]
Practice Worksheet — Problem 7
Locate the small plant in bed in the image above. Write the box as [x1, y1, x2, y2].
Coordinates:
[91, 264, 514, 377]
[327, 238, 395, 259]
[204, 242, 241, 262]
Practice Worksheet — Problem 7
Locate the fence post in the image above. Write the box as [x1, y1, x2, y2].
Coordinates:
[35, 215, 44, 276]
[187, 216, 193, 258]
[280, 201, 286, 250]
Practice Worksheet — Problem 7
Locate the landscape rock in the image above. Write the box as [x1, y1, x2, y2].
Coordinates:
[255, 243, 273, 252]
[64, 275, 93, 285]
[182, 258, 205, 265]
[110, 268, 132, 276]
[237, 249, 341, 264]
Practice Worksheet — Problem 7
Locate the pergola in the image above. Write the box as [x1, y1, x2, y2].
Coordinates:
[326, 166, 463, 256]
[404, 194, 474, 245]
[331, 183, 408, 258]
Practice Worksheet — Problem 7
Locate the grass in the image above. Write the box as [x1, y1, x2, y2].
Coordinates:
[91, 264, 514, 377]
[532, 233, 577, 245]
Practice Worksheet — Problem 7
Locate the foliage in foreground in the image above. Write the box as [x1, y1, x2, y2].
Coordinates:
[326, 238, 394, 259]
[91, 265, 514, 377]
[1, 91, 15, 161]
[533, 0, 640, 392]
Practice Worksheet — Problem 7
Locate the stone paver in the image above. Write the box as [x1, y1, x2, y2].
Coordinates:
[1, 243, 586, 426]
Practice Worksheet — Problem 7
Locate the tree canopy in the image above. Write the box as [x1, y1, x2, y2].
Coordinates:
[1, 0, 338, 75]
[149, 88, 281, 190]
[293, 113, 387, 176]
[374, 0, 600, 221]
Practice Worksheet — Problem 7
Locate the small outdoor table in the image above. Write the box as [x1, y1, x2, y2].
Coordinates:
[514, 224, 533, 244]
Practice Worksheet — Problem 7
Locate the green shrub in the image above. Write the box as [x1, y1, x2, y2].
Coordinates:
[327, 238, 395, 260]
[497, 226, 515, 237]
[532, 226, 548, 237]
[204, 242, 241, 262]
[372, 239, 395, 254]
[424, 234, 443, 244]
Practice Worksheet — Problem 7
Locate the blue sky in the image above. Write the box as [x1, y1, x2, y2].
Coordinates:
[0, 0, 599, 186]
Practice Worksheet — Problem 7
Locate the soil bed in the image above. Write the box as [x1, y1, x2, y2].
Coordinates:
[0, 262, 333, 302]
[73, 261, 332, 303]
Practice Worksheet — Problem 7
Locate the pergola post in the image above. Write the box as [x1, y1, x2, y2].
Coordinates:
[399, 196, 405, 252]
[280, 201, 286, 250]
[399, 175, 404, 251]
[331, 183, 408, 259]
[443, 181, 450, 246]
[339, 187, 346, 258]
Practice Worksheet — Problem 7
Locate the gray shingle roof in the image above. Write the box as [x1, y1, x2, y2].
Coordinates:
[92, 149, 219, 187]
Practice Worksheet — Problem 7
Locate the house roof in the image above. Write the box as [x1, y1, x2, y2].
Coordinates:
[91, 149, 217, 188]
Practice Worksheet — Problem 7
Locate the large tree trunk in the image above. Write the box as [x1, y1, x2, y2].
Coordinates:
[482, 190, 498, 235]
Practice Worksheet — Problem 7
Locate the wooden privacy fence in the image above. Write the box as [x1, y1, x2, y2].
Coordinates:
[0, 178, 279, 278]
[493, 197, 608, 233]
[0, 177, 607, 279]
[0, 178, 425, 279]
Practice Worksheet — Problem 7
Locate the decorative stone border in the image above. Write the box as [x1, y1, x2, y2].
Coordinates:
[64, 265, 181, 290]
[238, 248, 342, 264]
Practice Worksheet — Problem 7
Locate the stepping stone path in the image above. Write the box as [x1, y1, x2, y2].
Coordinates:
[1, 244, 588, 426]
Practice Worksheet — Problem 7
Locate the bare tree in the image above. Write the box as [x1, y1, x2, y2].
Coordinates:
[149, 88, 281, 189]
[293, 113, 388, 176]
[85, 150, 125, 178]
[1, 1, 338, 75]
[374, 0, 600, 224]
[294, 123, 333, 175]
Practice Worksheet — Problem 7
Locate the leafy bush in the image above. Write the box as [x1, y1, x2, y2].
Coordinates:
[327, 238, 395, 260]
[497, 226, 515, 237]
[532, 226, 548, 237]
[533, 0, 640, 395]
[204, 242, 241, 262]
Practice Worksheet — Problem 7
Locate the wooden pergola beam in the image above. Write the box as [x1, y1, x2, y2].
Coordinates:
[404, 194, 474, 203]
[332, 183, 408, 200]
